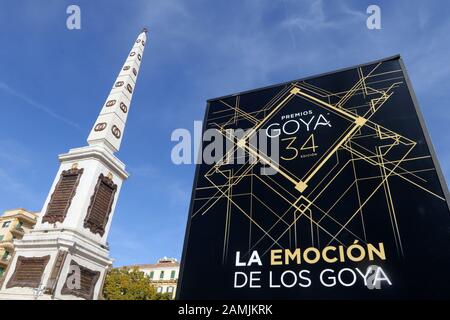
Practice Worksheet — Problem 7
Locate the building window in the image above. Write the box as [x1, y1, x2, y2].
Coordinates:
[0, 267, 4, 277]
[149, 271, 154, 279]
[170, 270, 176, 279]
[2, 221, 11, 228]
[16, 221, 23, 229]
[42, 167, 84, 224]
[2, 251, 10, 261]
[0, 235, 4, 241]
[167, 286, 174, 293]
[159, 271, 164, 279]
[156, 286, 162, 293]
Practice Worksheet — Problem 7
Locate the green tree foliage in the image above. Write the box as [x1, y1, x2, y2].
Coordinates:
[103, 267, 172, 300]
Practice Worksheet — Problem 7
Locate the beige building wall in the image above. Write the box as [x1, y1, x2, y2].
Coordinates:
[0, 209, 39, 278]
[126, 257, 180, 299]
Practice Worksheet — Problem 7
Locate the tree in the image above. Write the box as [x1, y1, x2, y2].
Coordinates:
[102, 267, 171, 300]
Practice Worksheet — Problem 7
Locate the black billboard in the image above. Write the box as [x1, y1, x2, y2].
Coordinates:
[177, 56, 450, 299]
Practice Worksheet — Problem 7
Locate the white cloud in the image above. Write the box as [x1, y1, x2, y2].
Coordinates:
[0, 139, 32, 167]
[280, 0, 334, 32]
[0, 82, 80, 129]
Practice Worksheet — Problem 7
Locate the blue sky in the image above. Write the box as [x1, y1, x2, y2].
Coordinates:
[0, 0, 449, 267]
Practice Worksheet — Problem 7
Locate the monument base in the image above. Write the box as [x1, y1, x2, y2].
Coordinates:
[0, 228, 111, 300]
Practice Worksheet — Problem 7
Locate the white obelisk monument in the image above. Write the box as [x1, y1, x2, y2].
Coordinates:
[0, 29, 148, 300]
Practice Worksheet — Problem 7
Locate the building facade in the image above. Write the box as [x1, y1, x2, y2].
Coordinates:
[128, 257, 179, 299]
[0, 209, 39, 278]
[0, 29, 148, 300]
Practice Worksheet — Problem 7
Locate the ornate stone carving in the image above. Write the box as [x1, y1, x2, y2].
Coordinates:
[84, 174, 117, 236]
[45, 250, 68, 295]
[42, 168, 83, 224]
[106, 99, 116, 107]
[126, 84, 133, 94]
[6, 255, 50, 289]
[61, 261, 100, 300]
[111, 125, 121, 139]
[94, 122, 107, 131]
[120, 102, 128, 113]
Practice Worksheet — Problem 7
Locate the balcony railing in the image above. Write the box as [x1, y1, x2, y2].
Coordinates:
[0, 240, 16, 252]
[11, 225, 24, 235]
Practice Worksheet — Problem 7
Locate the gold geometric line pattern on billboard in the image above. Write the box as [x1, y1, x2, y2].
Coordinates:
[191, 63, 446, 264]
